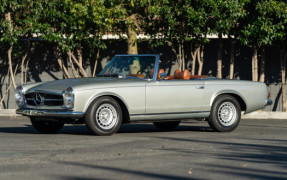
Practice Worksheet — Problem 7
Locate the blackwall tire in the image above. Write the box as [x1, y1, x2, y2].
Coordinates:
[85, 96, 122, 136]
[153, 121, 181, 131]
[207, 95, 241, 132]
[30, 117, 64, 134]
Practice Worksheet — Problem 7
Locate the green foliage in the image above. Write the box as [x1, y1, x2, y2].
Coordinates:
[105, 0, 149, 36]
[0, 0, 286, 54]
[0, 0, 44, 55]
[146, 0, 215, 48]
[204, 0, 247, 36]
[239, 0, 287, 47]
[40, 0, 111, 52]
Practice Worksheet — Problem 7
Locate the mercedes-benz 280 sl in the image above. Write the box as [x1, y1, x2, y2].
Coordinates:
[15, 54, 272, 135]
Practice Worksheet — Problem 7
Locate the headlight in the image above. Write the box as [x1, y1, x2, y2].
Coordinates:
[15, 86, 25, 107]
[63, 87, 74, 109]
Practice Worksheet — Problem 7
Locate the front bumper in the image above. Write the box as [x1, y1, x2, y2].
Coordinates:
[16, 109, 84, 119]
[266, 99, 273, 106]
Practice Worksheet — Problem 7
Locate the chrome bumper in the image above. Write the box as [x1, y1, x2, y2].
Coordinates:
[16, 109, 84, 119]
[266, 99, 273, 106]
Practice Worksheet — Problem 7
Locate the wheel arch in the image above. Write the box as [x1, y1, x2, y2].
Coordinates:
[84, 93, 130, 123]
[211, 91, 247, 111]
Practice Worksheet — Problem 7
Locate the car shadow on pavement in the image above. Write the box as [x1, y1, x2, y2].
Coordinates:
[117, 122, 212, 134]
[0, 121, 213, 135]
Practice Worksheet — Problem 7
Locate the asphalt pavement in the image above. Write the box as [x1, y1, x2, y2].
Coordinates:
[0, 116, 287, 180]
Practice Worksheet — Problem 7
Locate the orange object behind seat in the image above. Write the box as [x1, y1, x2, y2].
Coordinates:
[183, 69, 190, 80]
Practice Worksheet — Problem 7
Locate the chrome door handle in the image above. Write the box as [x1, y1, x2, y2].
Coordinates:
[196, 85, 205, 89]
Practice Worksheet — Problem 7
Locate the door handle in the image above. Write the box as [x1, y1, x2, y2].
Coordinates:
[196, 85, 205, 89]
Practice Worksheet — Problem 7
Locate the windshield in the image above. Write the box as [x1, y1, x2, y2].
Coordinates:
[98, 55, 156, 79]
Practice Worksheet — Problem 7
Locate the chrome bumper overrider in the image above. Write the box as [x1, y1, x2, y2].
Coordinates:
[16, 109, 84, 118]
[266, 99, 273, 106]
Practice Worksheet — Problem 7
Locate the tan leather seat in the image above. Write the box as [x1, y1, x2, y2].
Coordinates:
[165, 69, 180, 80]
[174, 69, 182, 79]
[174, 69, 190, 80]
[183, 69, 190, 80]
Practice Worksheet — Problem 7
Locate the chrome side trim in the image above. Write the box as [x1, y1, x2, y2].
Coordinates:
[130, 111, 210, 116]
[16, 109, 84, 119]
[130, 111, 210, 121]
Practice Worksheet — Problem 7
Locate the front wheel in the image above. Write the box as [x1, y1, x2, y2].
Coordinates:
[207, 95, 241, 132]
[85, 96, 122, 136]
[30, 117, 64, 134]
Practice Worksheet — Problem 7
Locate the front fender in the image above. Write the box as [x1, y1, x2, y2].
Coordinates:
[82, 92, 130, 114]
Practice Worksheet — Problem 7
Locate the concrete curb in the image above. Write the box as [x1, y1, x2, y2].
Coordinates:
[1, 109, 287, 119]
[241, 111, 287, 120]
[0, 109, 20, 117]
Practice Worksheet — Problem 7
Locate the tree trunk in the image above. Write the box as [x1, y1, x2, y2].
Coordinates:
[7, 45, 17, 89]
[127, 22, 138, 54]
[259, 47, 266, 82]
[20, 52, 28, 85]
[198, 44, 204, 75]
[24, 58, 30, 84]
[182, 41, 185, 70]
[217, 33, 223, 78]
[55, 48, 71, 79]
[167, 41, 179, 70]
[252, 45, 259, 81]
[5, 12, 17, 89]
[68, 51, 79, 78]
[191, 44, 199, 75]
[92, 48, 100, 77]
[229, 36, 235, 79]
[178, 43, 182, 71]
[71, 53, 88, 77]
[281, 47, 287, 112]
[77, 49, 83, 76]
[20, 42, 30, 85]
[0, 64, 18, 109]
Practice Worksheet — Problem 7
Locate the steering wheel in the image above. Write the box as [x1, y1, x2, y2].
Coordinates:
[137, 70, 151, 79]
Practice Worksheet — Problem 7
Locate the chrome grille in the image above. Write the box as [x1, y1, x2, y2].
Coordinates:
[25, 92, 63, 106]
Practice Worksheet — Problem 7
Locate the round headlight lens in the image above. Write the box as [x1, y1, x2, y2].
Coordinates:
[63, 87, 74, 109]
[15, 86, 25, 107]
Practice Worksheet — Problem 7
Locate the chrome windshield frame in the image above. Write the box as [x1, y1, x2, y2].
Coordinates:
[98, 54, 160, 81]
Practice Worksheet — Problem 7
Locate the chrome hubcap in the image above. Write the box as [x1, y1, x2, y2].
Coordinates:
[96, 104, 118, 130]
[218, 102, 237, 126]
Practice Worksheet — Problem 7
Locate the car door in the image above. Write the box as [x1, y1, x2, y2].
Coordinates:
[145, 79, 206, 119]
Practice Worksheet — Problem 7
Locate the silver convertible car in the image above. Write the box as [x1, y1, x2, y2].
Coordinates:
[15, 54, 272, 135]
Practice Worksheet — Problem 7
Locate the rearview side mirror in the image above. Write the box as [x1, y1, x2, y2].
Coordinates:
[160, 73, 167, 80]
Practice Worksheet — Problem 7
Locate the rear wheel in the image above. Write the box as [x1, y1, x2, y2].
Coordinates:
[153, 121, 181, 131]
[30, 117, 64, 134]
[85, 96, 122, 136]
[207, 95, 241, 132]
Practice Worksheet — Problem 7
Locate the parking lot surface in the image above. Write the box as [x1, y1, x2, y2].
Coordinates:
[0, 116, 287, 180]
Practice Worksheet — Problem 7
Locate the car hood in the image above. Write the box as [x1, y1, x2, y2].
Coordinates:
[26, 77, 147, 94]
